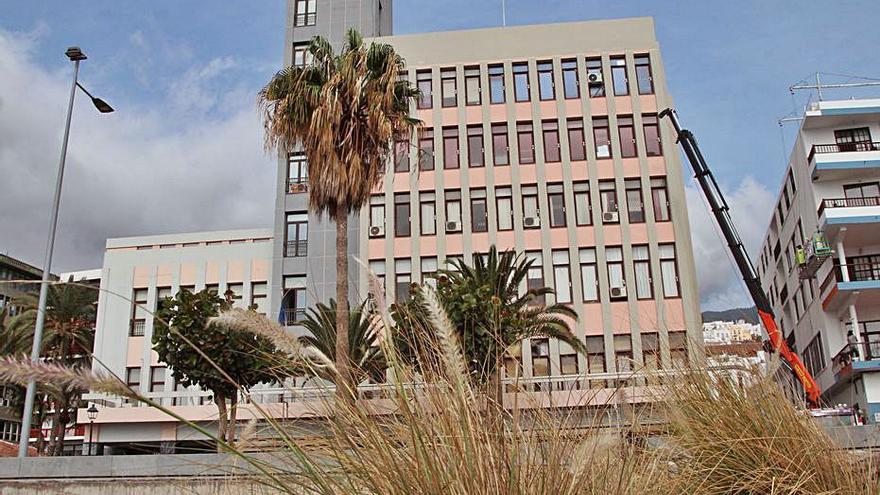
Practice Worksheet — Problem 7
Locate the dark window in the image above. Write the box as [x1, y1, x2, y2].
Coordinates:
[573, 182, 592, 226]
[660, 243, 680, 298]
[522, 185, 539, 228]
[610, 56, 629, 96]
[615, 335, 633, 375]
[130, 288, 148, 337]
[531, 338, 550, 377]
[537, 60, 555, 100]
[633, 245, 653, 300]
[419, 128, 434, 171]
[593, 117, 611, 159]
[292, 42, 312, 68]
[416, 70, 432, 109]
[669, 331, 688, 367]
[542, 120, 561, 162]
[284, 287, 308, 325]
[585, 336, 605, 379]
[561, 59, 579, 99]
[586, 58, 605, 97]
[625, 179, 645, 223]
[643, 114, 662, 156]
[526, 252, 545, 304]
[394, 193, 411, 237]
[126, 367, 141, 394]
[464, 66, 481, 106]
[395, 259, 412, 303]
[369, 196, 385, 237]
[420, 192, 436, 235]
[443, 127, 459, 169]
[834, 127, 872, 150]
[803, 334, 826, 377]
[285, 213, 308, 257]
[150, 366, 166, 393]
[580, 249, 599, 302]
[293, 0, 317, 26]
[517, 122, 535, 164]
[470, 189, 488, 232]
[512, 62, 530, 102]
[492, 123, 509, 166]
[445, 190, 462, 230]
[488, 64, 505, 104]
[467, 125, 484, 167]
[618, 115, 637, 158]
[567, 118, 586, 161]
[843, 181, 880, 199]
[606, 247, 627, 300]
[394, 138, 410, 172]
[441, 68, 457, 107]
[548, 183, 566, 228]
[634, 54, 654, 95]
[599, 180, 619, 223]
[651, 177, 670, 222]
[496, 187, 513, 231]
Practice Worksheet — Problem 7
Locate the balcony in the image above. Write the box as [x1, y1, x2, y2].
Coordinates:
[831, 342, 880, 385]
[808, 141, 880, 181]
[820, 262, 880, 313]
[286, 179, 309, 194]
[281, 308, 306, 326]
[817, 197, 880, 243]
[284, 240, 308, 258]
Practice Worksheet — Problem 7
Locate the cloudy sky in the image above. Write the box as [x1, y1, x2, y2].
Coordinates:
[1, 0, 879, 310]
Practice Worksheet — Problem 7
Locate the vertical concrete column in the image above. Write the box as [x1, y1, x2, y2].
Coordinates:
[837, 239, 849, 282]
[849, 304, 865, 361]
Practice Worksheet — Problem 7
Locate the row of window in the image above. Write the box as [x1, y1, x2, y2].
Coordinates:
[371, 243, 680, 305]
[392, 114, 663, 173]
[409, 54, 654, 109]
[369, 177, 671, 238]
[520, 331, 688, 380]
[128, 283, 267, 336]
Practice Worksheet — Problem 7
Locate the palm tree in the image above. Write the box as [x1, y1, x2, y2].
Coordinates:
[7, 281, 96, 455]
[299, 299, 385, 386]
[396, 246, 584, 403]
[258, 29, 418, 396]
[0, 307, 32, 357]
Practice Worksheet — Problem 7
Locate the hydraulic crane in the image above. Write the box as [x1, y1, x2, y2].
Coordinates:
[659, 108, 821, 406]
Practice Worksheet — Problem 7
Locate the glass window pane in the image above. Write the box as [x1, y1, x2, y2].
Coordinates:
[497, 197, 513, 230]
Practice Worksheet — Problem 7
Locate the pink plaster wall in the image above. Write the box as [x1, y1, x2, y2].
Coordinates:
[494, 166, 512, 185]
[635, 300, 660, 329]
[251, 259, 269, 282]
[549, 228, 570, 248]
[646, 156, 667, 176]
[621, 158, 640, 177]
[655, 222, 676, 243]
[488, 104, 507, 121]
[520, 165, 537, 184]
[582, 304, 604, 335]
[393, 238, 413, 258]
[544, 163, 564, 182]
[471, 232, 490, 251]
[443, 169, 461, 189]
[226, 261, 245, 283]
[571, 162, 589, 181]
[126, 338, 143, 367]
[156, 265, 173, 287]
[539, 101, 557, 118]
[446, 233, 463, 254]
[574, 226, 596, 246]
[133, 266, 151, 288]
[603, 225, 622, 245]
[610, 302, 631, 333]
[590, 98, 607, 116]
[441, 107, 458, 126]
[564, 99, 581, 117]
[664, 300, 686, 330]
[205, 262, 220, 285]
[465, 106, 482, 123]
[368, 239, 385, 259]
[629, 224, 649, 244]
[496, 231, 516, 250]
[596, 160, 615, 179]
[179, 263, 197, 287]
[615, 97, 632, 115]
[419, 236, 437, 256]
[639, 95, 657, 113]
[514, 102, 532, 121]
[468, 167, 487, 187]
[523, 229, 543, 250]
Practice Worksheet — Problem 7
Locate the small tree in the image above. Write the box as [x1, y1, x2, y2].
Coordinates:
[152, 289, 285, 447]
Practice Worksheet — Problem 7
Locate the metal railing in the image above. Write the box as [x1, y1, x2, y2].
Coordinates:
[282, 308, 307, 326]
[284, 240, 308, 258]
[832, 341, 880, 375]
[817, 196, 880, 217]
[831, 262, 880, 284]
[286, 179, 308, 194]
[129, 319, 145, 337]
[808, 141, 880, 163]
[294, 13, 316, 27]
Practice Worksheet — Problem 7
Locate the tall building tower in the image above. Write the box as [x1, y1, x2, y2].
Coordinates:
[271, 0, 393, 322]
[757, 98, 880, 422]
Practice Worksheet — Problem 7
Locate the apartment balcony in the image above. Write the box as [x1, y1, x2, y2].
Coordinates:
[286, 179, 309, 195]
[820, 262, 880, 313]
[830, 342, 880, 393]
[817, 196, 880, 243]
[284, 240, 308, 258]
[808, 142, 880, 181]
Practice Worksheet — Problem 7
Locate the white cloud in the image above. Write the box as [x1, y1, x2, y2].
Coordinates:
[686, 175, 775, 311]
[0, 28, 274, 272]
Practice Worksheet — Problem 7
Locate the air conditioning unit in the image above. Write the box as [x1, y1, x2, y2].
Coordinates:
[587, 72, 604, 85]
[610, 285, 627, 298]
[369, 225, 385, 237]
[603, 211, 619, 223]
[446, 221, 461, 233]
[524, 216, 540, 228]
[288, 182, 309, 194]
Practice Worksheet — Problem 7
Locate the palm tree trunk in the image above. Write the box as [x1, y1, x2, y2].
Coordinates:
[215, 391, 227, 453]
[335, 206, 353, 400]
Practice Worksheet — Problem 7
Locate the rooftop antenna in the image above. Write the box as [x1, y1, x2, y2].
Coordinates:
[501, 0, 507, 27]
[790, 72, 880, 101]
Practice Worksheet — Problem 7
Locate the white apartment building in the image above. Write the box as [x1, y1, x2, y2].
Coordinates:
[757, 98, 880, 423]
[702, 320, 761, 344]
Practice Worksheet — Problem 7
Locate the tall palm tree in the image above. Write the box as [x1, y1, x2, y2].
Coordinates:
[258, 29, 419, 395]
[7, 281, 96, 455]
[299, 299, 385, 386]
[395, 246, 585, 403]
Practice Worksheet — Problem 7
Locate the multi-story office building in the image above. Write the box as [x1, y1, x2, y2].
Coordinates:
[81, 1, 702, 452]
[757, 98, 880, 422]
[0, 254, 53, 317]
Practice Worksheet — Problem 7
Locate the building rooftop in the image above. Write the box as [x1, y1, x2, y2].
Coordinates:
[106, 228, 274, 250]
[0, 253, 51, 280]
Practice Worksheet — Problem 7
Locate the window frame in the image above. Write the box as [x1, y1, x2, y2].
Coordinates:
[618, 115, 637, 158]
[420, 193, 437, 236]
[536, 60, 555, 101]
[416, 70, 433, 109]
[610, 56, 629, 96]
[496, 186, 514, 231]
[659, 243, 681, 298]
[567, 118, 586, 161]
[467, 125, 485, 168]
[547, 183, 567, 228]
[651, 177, 671, 222]
[579, 248, 599, 302]
[394, 193, 411, 238]
[542, 120, 561, 163]
[625, 179, 645, 224]
[632, 244, 653, 300]
[418, 128, 435, 171]
[586, 57, 605, 98]
[492, 123, 510, 166]
[464, 66, 481, 106]
[634, 54, 654, 95]
[561, 59, 579, 99]
[593, 117, 612, 159]
[512, 62, 530, 102]
[642, 114, 663, 156]
[440, 67, 457, 108]
[293, 0, 317, 26]
[488, 64, 505, 104]
[552, 249, 572, 304]
[443, 127, 460, 169]
[516, 122, 535, 164]
[285, 213, 309, 257]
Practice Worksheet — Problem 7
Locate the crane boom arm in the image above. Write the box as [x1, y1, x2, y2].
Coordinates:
[659, 108, 821, 406]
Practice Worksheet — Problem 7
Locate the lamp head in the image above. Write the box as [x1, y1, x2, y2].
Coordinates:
[86, 403, 99, 420]
[65, 47, 87, 62]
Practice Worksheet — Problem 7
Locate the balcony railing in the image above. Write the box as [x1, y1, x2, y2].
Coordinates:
[285, 240, 308, 257]
[282, 308, 307, 326]
[830, 262, 880, 284]
[832, 341, 880, 375]
[129, 319, 146, 337]
[287, 179, 309, 194]
[817, 196, 880, 217]
[294, 13, 316, 27]
[808, 141, 880, 163]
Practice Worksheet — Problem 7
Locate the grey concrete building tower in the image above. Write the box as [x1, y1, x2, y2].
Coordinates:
[270, 0, 393, 320]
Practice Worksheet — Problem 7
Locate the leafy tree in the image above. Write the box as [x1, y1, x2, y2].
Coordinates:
[299, 299, 385, 386]
[392, 246, 585, 402]
[152, 289, 287, 447]
[7, 280, 96, 455]
[258, 29, 419, 397]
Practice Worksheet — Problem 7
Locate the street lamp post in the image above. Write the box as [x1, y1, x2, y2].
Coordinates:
[86, 404, 98, 456]
[17, 47, 114, 458]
